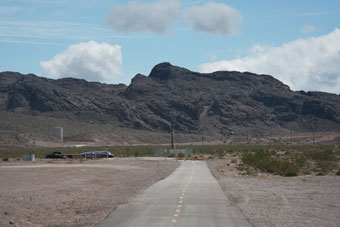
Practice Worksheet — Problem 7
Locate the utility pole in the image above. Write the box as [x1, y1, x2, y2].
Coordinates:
[313, 117, 317, 145]
[313, 113, 317, 145]
[170, 119, 174, 149]
[224, 131, 227, 145]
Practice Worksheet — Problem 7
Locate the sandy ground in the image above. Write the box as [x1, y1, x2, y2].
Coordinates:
[207, 159, 340, 227]
[0, 158, 179, 227]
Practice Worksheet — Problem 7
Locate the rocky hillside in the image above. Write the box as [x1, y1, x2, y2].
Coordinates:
[1, 63, 340, 144]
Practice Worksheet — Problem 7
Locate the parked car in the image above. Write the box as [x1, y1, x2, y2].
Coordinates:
[45, 151, 64, 159]
[81, 151, 113, 159]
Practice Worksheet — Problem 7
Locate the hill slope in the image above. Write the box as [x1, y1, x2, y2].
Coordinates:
[1, 63, 340, 145]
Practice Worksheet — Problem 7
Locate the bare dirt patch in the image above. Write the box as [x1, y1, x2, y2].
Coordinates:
[208, 160, 340, 227]
[0, 158, 179, 227]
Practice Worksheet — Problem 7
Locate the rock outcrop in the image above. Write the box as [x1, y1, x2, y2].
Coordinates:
[1, 62, 340, 139]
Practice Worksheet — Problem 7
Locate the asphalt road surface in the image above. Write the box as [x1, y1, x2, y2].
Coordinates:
[97, 160, 252, 227]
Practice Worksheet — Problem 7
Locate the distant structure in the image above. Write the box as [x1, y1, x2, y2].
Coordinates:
[52, 126, 63, 141]
[156, 148, 193, 157]
[22, 153, 35, 161]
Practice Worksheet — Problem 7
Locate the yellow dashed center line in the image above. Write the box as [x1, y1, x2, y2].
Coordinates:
[172, 165, 196, 223]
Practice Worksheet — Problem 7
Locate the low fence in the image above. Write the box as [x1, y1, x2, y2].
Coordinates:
[156, 148, 193, 157]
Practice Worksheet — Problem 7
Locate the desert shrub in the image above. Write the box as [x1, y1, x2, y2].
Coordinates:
[168, 153, 175, 158]
[295, 155, 307, 168]
[3, 157, 9, 161]
[316, 171, 326, 176]
[178, 152, 185, 158]
[306, 150, 337, 174]
[241, 150, 299, 176]
[244, 167, 256, 176]
[316, 160, 335, 173]
[308, 150, 336, 162]
[217, 151, 225, 159]
[237, 165, 246, 171]
[284, 164, 298, 177]
[208, 155, 215, 159]
[301, 169, 311, 175]
[241, 150, 269, 169]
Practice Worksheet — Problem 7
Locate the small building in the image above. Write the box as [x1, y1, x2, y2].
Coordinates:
[52, 126, 63, 141]
[22, 153, 35, 161]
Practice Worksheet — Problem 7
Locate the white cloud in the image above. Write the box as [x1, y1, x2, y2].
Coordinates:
[0, 20, 126, 44]
[301, 25, 316, 34]
[0, 6, 21, 15]
[40, 41, 122, 82]
[183, 2, 242, 36]
[298, 12, 325, 17]
[208, 52, 217, 61]
[199, 29, 340, 94]
[106, 0, 179, 34]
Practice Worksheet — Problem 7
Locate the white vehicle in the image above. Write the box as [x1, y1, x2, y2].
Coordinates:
[81, 151, 113, 158]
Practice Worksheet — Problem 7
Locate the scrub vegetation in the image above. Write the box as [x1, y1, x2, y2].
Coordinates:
[196, 144, 340, 176]
[1, 144, 339, 176]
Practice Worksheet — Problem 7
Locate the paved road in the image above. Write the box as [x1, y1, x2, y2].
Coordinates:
[98, 160, 252, 227]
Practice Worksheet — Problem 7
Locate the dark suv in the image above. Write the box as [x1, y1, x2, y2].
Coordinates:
[45, 152, 64, 159]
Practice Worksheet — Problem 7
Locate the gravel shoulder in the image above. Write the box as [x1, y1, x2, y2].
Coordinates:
[207, 159, 340, 227]
[0, 158, 179, 227]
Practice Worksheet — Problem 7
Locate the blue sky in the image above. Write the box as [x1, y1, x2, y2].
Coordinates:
[1, 0, 340, 93]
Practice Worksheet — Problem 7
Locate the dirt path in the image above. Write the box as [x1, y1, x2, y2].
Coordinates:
[0, 158, 179, 227]
[208, 160, 340, 227]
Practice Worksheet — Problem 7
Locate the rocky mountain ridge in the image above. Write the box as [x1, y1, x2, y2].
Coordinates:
[1, 63, 340, 144]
